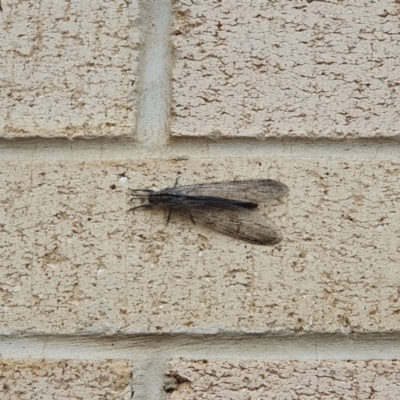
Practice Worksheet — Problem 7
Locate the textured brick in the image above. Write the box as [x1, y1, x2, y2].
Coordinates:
[0, 158, 399, 334]
[0, 0, 138, 138]
[0, 359, 132, 400]
[167, 359, 400, 400]
[171, 0, 400, 138]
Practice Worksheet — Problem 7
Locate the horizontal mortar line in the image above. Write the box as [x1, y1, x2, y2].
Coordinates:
[1, 333, 400, 361]
[0, 137, 399, 162]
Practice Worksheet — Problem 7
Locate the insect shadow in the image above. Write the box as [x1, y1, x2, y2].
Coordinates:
[129, 178, 288, 245]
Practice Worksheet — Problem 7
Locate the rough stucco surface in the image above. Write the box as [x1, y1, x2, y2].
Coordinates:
[1, 158, 399, 334]
[0, 0, 138, 139]
[167, 359, 400, 400]
[171, 0, 400, 138]
[0, 359, 132, 399]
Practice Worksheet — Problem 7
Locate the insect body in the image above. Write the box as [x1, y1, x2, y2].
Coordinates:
[129, 179, 288, 245]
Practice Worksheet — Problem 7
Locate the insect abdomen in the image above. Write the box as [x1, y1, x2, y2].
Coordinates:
[158, 194, 257, 209]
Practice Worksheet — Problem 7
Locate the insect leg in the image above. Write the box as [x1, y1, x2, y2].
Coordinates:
[166, 208, 173, 224]
[173, 176, 181, 188]
[128, 204, 154, 212]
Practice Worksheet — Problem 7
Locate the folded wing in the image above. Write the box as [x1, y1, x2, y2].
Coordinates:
[175, 206, 283, 245]
[175, 179, 288, 203]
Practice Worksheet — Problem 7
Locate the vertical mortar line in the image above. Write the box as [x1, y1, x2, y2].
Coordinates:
[135, 0, 173, 148]
[131, 0, 174, 389]
[131, 354, 170, 400]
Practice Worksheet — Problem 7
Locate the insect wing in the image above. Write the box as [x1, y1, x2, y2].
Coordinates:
[173, 179, 288, 203]
[175, 206, 282, 245]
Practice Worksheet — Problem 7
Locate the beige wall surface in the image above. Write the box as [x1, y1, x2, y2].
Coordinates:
[168, 360, 400, 399]
[0, 0, 139, 138]
[0, 359, 133, 399]
[1, 158, 399, 335]
[172, 0, 400, 139]
[0, 0, 399, 399]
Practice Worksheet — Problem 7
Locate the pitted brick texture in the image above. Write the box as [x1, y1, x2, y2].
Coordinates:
[172, 0, 400, 138]
[0, 359, 132, 399]
[0, 158, 399, 334]
[167, 360, 400, 399]
[0, 0, 138, 138]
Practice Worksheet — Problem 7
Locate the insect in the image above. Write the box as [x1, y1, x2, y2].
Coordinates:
[129, 179, 288, 245]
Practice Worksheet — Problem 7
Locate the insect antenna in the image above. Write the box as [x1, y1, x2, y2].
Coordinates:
[128, 188, 155, 211]
[129, 189, 153, 199]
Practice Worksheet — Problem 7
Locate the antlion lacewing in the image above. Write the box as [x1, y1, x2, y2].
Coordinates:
[129, 179, 288, 245]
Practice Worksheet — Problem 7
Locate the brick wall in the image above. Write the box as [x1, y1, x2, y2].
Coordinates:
[1, 0, 400, 399]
